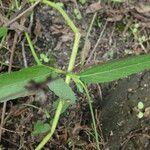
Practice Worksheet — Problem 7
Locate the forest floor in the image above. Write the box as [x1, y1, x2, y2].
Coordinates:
[0, 0, 150, 150]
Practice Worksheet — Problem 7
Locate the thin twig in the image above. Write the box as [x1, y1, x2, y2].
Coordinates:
[0, 102, 7, 141]
[0, 33, 18, 141]
[21, 39, 28, 67]
[81, 0, 101, 65]
[86, 21, 108, 64]
[5, 0, 40, 27]
[97, 84, 103, 101]
[8, 33, 18, 72]
[0, 0, 4, 18]
[0, 126, 25, 134]
[0, 61, 20, 68]
[81, 12, 97, 65]
[2, 137, 19, 147]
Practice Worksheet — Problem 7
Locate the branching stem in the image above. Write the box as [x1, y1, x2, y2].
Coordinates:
[27, 1, 80, 149]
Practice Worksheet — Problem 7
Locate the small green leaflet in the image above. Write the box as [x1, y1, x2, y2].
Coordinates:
[32, 120, 50, 136]
[0, 26, 8, 38]
[79, 54, 150, 83]
[74, 8, 82, 20]
[49, 79, 76, 114]
[47, 78, 76, 103]
[78, 0, 88, 5]
[0, 65, 52, 102]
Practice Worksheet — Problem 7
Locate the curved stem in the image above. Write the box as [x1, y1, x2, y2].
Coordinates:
[78, 80, 101, 150]
[40, 0, 81, 83]
[25, 32, 41, 65]
[28, 1, 80, 149]
[35, 100, 64, 150]
[65, 32, 80, 83]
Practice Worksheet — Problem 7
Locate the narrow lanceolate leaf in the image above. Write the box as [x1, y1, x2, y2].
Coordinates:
[0, 26, 8, 38]
[0, 65, 52, 102]
[79, 54, 150, 83]
[48, 78, 76, 103]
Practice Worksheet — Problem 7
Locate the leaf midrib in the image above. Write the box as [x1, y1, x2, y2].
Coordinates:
[80, 59, 150, 78]
[0, 72, 51, 89]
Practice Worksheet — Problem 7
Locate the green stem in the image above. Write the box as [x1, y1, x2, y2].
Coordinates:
[35, 100, 64, 150]
[65, 32, 80, 83]
[24, 32, 67, 74]
[41, 0, 81, 83]
[27, 1, 80, 149]
[24, 32, 42, 65]
[15, 0, 20, 10]
[42, 0, 78, 33]
[79, 80, 100, 150]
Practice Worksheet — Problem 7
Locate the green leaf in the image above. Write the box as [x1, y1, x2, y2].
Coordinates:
[74, 8, 82, 20]
[47, 78, 76, 103]
[78, 0, 88, 5]
[49, 79, 76, 114]
[79, 54, 150, 83]
[138, 102, 144, 110]
[0, 26, 8, 38]
[0, 65, 52, 102]
[75, 82, 84, 93]
[32, 120, 50, 136]
[137, 111, 144, 119]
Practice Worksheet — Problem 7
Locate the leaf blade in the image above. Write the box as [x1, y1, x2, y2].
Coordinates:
[79, 54, 150, 83]
[0, 65, 52, 102]
[0, 26, 8, 38]
[47, 78, 76, 103]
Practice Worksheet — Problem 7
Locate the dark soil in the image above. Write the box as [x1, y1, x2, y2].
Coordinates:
[0, 0, 150, 150]
[101, 72, 150, 150]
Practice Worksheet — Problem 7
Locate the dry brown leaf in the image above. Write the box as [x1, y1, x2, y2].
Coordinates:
[9, 22, 27, 34]
[86, 2, 102, 14]
[144, 106, 150, 118]
[106, 14, 123, 22]
[134, 2, 150, 13]
[34, 19, 42, 38]
[81, 38, 91, 65]
[60, 32, 73, 42]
